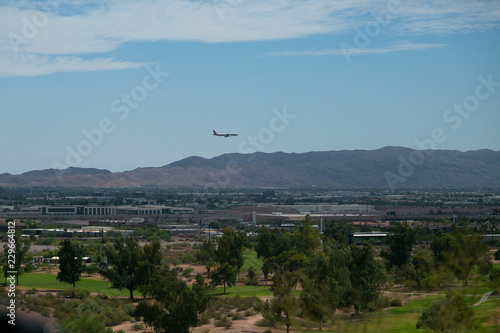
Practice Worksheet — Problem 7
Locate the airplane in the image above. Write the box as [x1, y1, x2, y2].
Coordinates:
[213, 130, 238, 138]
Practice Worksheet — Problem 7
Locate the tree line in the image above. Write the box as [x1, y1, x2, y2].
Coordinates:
[2, 214, 497, 332]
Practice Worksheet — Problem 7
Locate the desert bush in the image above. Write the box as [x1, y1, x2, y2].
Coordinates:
[390, 298, 402, 307]
[61, 314, 113, 333]
[232, 312, 244, 320]
[199, 313, 211, 325]
[182, 267, 195, 278]
[131, 323, 144, 331]
[215, 316, 232, 329]
[256, 318, 275, 327]
[59, 288, 90, 299]
[366, 296, 390, 312]
[244, 309, 257, 317]
[25, 288, 38, 295]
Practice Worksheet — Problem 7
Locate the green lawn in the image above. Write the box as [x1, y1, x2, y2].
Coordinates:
[18, 273, 132, 297]
[322, 292, 500, 333]
[241, 250, 263, 274]
[209, 285, 272, 297]
[326, 296, 453, 333]
[474, 297, 500, 333]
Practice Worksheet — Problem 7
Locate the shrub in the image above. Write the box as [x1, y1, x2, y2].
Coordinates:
[131, 323, 144, 331]
[39, 307, 52, 317]
[60, 288, 90, 299]
[244, 309, 257, 317]
[390, 298, 402, 307]
[244, 277, 259, 286]
[416, 293, 476, 332]
[182, 253, 196, 264]
[232, 312, 244, 320]
[62, 314, 113, 333]
[182, 267, 195, 278]
[367, 296, 390, 312]
[25, 288, 38, 295]
[205, 309, 222, 320]
[256, 318, 275, 327]
[199, 313, 211, 325]
[99, 306, 130, 326]
[215, 316, 232, 329]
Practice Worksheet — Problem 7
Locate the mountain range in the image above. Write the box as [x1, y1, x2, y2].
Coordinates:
[1, 147, 499, 188]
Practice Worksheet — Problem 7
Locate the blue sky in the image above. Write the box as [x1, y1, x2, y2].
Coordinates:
[1, 0, 499, 174]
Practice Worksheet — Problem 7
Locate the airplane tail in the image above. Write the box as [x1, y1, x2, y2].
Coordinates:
[213, 130, 217, 135]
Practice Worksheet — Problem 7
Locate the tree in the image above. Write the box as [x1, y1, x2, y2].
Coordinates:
[262, 260, 272, 285]
[246, 265, 257, 285]
[295, 215, 321, 257]
[300, 246, 351, 330]
[195, 240, 217, 274]
[348, 242, 386, 315]
[82, 263, 99, 277]
[268, 250, 306, 276]
[2, 231, 31, 285]
[269, 271, 301, 333]
[211, 262, 237, 294]
[135, 265, 210, 333]
[477, 253, 493, 277]
[101, 235, 143, 299]
[446, 228, 488, 286]
[212, 226, 246, 291]
[323, 221, 353, 245]
[216, 227, 245, 274]
[430, 231, 453, 263]
[256, 228, 295, 262]
[137, 239, 163, 297]
[381, 222, 418, 269]
[417, 293, 476, 332]
[57, 240, 85, 288]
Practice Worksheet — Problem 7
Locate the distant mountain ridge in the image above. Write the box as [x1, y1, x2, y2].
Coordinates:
[1, 147, 499, 188]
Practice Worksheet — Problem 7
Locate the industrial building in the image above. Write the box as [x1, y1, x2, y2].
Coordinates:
[33, 205, 194, 216]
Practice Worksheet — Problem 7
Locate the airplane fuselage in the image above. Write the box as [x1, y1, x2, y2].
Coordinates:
[213, 130, 238, 137]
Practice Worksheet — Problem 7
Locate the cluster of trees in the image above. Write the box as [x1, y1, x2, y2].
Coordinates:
[2, 215, 497, 332]
[255, 215, 386, 332]
[416, 292, 477, 332]
[378, 222, 490, 291]
[196, 227, 248, 294]
[55, 236, 211, 332]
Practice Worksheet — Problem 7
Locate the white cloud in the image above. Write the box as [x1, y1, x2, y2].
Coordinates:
[0, 52, 145, 77]
[265, 40, 447, 58]
[0, 0, 498, 77]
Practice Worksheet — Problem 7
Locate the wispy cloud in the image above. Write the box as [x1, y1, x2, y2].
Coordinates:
[0, 0, 498, 77]
[264, 40, 447, 58]
[0, 52, 146, 77]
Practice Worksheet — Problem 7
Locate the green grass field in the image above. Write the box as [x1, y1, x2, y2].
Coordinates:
[318, 293, 500, 333]
[326, 296, 439, 333]
[209, 285, 272, 297]
[241, 250, 264, 274]
[18, 273, 132, 297]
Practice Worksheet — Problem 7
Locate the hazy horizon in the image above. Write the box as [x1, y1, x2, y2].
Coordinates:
[2, 146, 499, 175]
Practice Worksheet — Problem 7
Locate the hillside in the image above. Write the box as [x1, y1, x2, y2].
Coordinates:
[1, 147, 499, 188]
